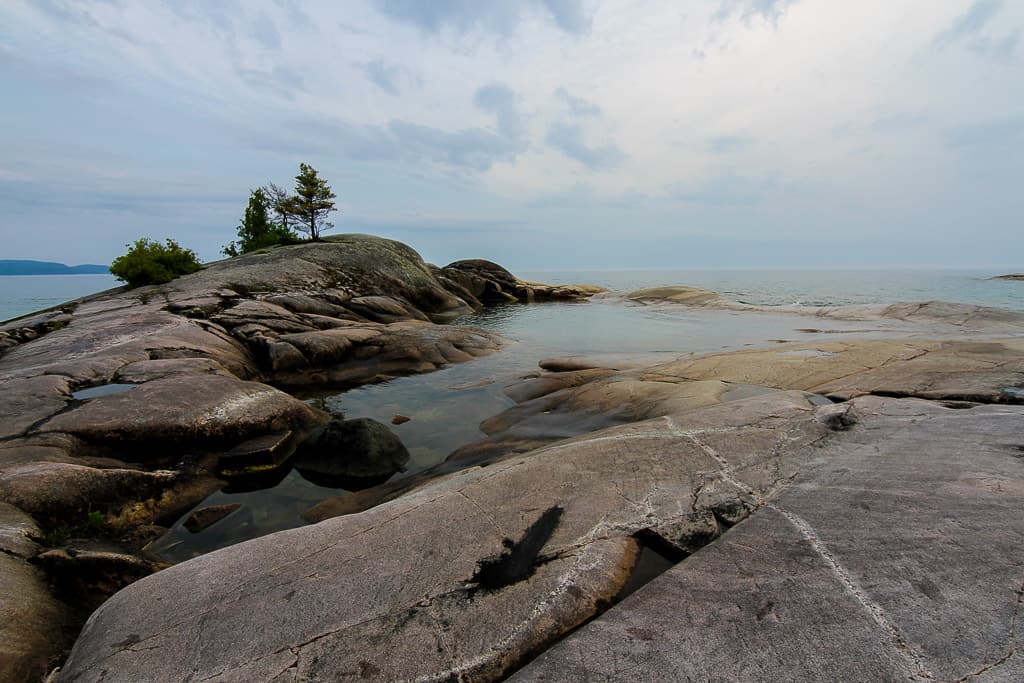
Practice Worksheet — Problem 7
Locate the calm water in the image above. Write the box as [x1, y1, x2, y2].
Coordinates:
[0, 274, 119, 321]
[518, 268, 1024, 311]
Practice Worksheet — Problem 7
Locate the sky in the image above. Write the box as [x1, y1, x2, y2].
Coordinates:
[1, 0, 1022, 270]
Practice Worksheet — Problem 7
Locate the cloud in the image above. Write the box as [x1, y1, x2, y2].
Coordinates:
[934, 0, 1003, 46]
[236, 63, 306, 98]
[964, 28, 1020, 61]
[370, 0, 591, 36]
[555, 88, 601, 118]
[0, 46, 116, 92]
[931, 0, 1018, 59]
[358, 58, 407, 96]
[946, 115, 1024, 148]
[473, 83, 526, 138]
[708, 135, 752, 154]
[388, 120, 523, 171]
[545, 123, 626, 170]
[273, 0, 312, 30]
[669, 174, 770, 206]
[249, 84, 527, 172]
[713, 0, 797, 25]
[31, 0, 103, 27]
[159, 0, 240, 36]
[251, 11, 281, 50]
[540, 0, 592, 35]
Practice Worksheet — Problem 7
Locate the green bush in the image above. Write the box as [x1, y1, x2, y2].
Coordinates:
[110, 238, 202, 288]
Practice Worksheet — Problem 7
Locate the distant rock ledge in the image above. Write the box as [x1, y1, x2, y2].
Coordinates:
[992, 273, 1024, 280]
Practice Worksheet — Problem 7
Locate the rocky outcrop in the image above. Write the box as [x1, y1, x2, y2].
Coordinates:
[442, 259, 606, 304]
[58, 392, 833, 682]
[59, 389, 1024, 682]
[9, 262, 1024, 681]
[0, 234, 601, 680]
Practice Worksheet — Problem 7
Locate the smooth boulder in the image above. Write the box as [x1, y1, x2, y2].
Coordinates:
[293, 417, 411, 488]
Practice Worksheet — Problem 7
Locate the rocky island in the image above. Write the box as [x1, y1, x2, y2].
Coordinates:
[1, 235, 1022, 682]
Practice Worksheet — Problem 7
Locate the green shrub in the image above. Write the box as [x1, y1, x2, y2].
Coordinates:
[110, 238, 202, 288]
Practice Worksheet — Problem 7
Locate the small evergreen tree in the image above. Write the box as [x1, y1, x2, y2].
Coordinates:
[223, 188, 299, 256]
[262, 182, 295, 234]
[110, 238, 202, 288]
[289, 163, 337, 241]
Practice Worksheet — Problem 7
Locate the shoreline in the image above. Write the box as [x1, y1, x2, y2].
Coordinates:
[2, 237, 1023, 681]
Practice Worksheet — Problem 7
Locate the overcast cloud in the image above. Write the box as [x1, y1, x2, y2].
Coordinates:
[1, 0, 1022, 268]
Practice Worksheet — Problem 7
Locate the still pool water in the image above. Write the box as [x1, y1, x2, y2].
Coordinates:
[149, 294, 946, 561]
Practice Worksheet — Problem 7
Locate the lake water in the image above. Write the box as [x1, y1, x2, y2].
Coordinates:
[0, 274, 120, 321]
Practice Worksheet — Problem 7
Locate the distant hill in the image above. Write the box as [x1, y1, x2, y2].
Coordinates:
[0, 260, 109, 275]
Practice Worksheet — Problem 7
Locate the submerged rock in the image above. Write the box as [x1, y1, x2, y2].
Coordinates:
[293, 417, 410, 489]
[183, 504, 241, 533]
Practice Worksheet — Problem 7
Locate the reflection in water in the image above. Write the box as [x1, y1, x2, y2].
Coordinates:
[150, 297, 932, 562]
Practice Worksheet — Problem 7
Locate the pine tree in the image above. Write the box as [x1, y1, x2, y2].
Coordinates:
[289, 163, 337, 241]
[262, 182, 295, 234]
[223, 188, 298, 256]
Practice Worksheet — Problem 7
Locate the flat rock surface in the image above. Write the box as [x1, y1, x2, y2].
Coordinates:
[38, 374, 325, 451]
[513, 396, 1024, 682]
[645, 338, 1024, 403]
[58, 392, 832, 682]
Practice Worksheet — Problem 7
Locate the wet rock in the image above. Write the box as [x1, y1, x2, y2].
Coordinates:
[293, 418, 410, 488]
[183, 504, 241, 533]
[391, 414, 411, 425]
[217, 431, 295, 478]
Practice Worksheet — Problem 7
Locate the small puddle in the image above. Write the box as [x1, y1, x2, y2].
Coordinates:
[1001, 387, 1024, 399]
[71, 383, 136, 400]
